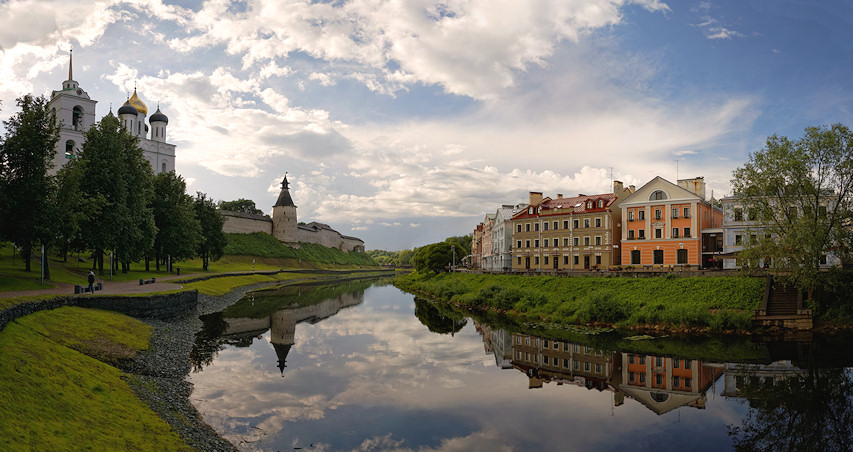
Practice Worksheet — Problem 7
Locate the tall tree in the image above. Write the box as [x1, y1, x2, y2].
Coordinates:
[75, 114, 155, 275]
[53, 162, 106, 262]
[0, 95, 60, 273]
[731, 124, 853, 299]
[194, 192, 227, 271]
[151, 172, 201, 271]
[218, 198, 264, 215]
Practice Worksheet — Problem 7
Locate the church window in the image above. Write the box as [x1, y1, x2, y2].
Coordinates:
[65, 140, 75, 159]
[162, 162, 167, 173]
[72, 106, 83, 129]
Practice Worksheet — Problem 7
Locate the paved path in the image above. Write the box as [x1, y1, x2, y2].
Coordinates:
[0, 272, 202, 299]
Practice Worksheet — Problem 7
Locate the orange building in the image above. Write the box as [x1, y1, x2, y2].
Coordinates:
[620, 177, 722, 267]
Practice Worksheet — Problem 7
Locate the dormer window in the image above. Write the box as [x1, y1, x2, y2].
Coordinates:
[587, 201, 593, 209]
[597, 200, 604, 208]
[528, 207, 533, 214]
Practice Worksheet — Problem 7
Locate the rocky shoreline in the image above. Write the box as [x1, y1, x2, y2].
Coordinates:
[126, 280, 287, 451]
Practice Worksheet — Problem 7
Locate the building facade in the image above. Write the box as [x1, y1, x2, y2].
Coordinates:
[489, 204, 524, 271]
[620, 177, 722, 267]
[48, 52, 176, 175]
[511, 181, 633, 271]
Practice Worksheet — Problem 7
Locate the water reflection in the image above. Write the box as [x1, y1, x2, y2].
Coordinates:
[189, 282, 853, 451]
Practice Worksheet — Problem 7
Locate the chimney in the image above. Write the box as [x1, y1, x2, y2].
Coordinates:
[629, 185, 636, 192]
[557, 194, 563, 199]
[529, 191, 543, 206]
[613, 180, 623, 196]
[677, 177, 706, 199]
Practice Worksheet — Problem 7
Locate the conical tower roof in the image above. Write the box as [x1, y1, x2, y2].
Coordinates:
[274, 174, 295, 207]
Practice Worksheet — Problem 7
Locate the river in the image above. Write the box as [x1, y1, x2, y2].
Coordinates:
[188, 279, 853, 451]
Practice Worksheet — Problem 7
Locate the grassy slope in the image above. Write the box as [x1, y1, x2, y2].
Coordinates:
[0, 307, 190, 451]
[395, 272, 766, 332]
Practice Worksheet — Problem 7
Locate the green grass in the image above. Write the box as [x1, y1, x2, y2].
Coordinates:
[224, 232, 378, 266]
[0, 307, 191, 451]
[395, 272, 765, 332]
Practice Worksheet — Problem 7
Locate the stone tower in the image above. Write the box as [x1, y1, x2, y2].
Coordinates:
[272, 174, 298, 242]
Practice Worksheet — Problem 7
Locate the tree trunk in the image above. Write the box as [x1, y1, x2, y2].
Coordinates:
[155, 248, 160, 272]
[96, 249, 104, 276]
[145, 253, 150, 272]
[23, 245, 32, 272]
[43, 249, 51, 280]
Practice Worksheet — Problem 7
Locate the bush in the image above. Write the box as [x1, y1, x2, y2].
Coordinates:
[577, 291, 627, 323]
[411, 242, 454, 273]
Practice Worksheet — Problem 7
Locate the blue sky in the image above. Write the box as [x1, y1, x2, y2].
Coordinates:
[2, 0, 852, 251]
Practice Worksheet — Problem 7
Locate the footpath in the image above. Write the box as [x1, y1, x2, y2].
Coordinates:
[0, 273, 195, 299]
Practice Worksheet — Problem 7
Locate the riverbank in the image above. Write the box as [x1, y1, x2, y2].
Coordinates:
[0, 269, 393, 450]
[394, 271, 767, 334]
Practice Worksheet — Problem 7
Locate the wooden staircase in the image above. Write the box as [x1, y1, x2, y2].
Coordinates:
[752, 276, 813, 330]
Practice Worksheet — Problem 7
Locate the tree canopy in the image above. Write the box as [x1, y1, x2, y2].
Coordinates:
[152, 172, 202, 270]
[0, 95, 60, 272]
[731, 124, 853, 298]
[412, 241, 454, 273]
[195, 191, 227, 271]
[218, 198, 264, 215]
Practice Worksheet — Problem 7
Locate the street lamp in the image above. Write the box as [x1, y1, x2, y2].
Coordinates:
[451, 245, 456, 270]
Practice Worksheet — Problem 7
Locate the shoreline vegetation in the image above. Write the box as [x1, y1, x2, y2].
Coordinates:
[395, 271, 775, 334]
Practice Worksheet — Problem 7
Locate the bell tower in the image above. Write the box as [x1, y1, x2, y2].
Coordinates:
[47, 50, 97, 174]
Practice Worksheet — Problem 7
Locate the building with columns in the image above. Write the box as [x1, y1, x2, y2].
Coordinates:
[47, 52, 176, 175]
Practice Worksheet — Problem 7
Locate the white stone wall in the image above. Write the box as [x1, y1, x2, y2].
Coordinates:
[221, 212, 273, 235]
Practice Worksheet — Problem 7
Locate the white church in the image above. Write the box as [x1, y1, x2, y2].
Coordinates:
[48, 52, 176, 175]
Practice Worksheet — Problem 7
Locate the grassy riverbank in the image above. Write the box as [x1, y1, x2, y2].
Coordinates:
[395, 271, 765, 332]
[0, 307, 190, 451]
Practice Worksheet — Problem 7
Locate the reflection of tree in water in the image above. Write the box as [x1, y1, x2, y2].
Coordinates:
[728, 366, 853, 451]
[413, 297, 467, 335]
[190, 312, 229, 372]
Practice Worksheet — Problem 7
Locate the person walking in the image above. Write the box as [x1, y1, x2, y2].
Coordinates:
[87, 270, 95, 294]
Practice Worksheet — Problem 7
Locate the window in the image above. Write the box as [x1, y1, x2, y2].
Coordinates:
[677, 249, 688, 264]
[650, 190, 667, 200]
[525, 223, 530, 232]
[573, 219, 579, 228]
[543, 340, 549, 349]
[534, 239, 539, 247]
[638, 229, 645, 239]
[573, 237, 579, 246]
[595, 218, 601, 227]
[64, 140, 75, 158]
[595, 236, 601, 245]
[684, 361, 691, 369]
[673, 376, 680, 387]
[584, 237, 590, 246]
[584, 219, 590, 228]
[639, 210, 645, 220]
[573, 361, 579, 370]
[544, 256, 548, 265]
[655, 357, 663, 367]
[517, 240, 522, 249]
[672, 228, 679, 238]
[655, 374, 663, 385]
[683, 207, 690, 218]
[820, 254, 828, 265]
[563, 220, 569, 229]
[653, 249, 664, 264]
[584, 362, 591, 371]
[525, 240, 531, 248]
[563, 238, 569, 246]
[543, 222, 548, 231]
[629, 372, 636, 381]
[534, 256, 539, 265]
[525, 337, 530, 345]
[573, 255, 579, 265]
[734, 207, 744, 221]
[516, 336, 522, 344]
[628, 211, 635, 221]
[544, 239, 549, 247]
[631, 250, 641, 265]
[672, 207, 679, 218]
[563, 359, 569, 368]
[684, 227, 691, 238]
[673, 359, 680, 368]
[587, 201, 593, 209]
[517, 257, 521, 265]
[534, 223, 539, 231]
[563, 256, 569, 265]
[685, 378, 691, 388]
[517, 224, 522, 233]
[628, 230, 635, 239]
[639, 373, 645, 382]
[161, 162, 167, 173]
[655, 228, 662, 239]
[595, 255, 601, 265]
[598, 200, 604, 208]
[528, 207, 533, 214]
[595, 364, 602, 373]
[655, 209, 662, 220]
[554, 221, 559, 230]
[639, 356, 645, 364]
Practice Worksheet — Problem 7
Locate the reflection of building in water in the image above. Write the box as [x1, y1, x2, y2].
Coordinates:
[721, 360, 807, 398]
[474, 322, 514, 369]
[222, 291, 364, 373]
[510, 333, 616, 391]
[615, 352, 723, 415]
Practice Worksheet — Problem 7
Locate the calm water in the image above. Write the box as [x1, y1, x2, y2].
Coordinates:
[188, 280, 853, 451]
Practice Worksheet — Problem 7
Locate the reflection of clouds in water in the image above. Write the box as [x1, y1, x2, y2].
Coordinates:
[190, 285, 741, 451]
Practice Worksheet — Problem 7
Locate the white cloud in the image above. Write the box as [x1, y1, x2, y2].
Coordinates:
[696, 17, 743, 40]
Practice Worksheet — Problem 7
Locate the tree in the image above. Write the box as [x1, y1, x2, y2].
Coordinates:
[194, 192, 227, 271]
[151, 172, 201, 271]
[396, 249, 414, 267]
[218, 198, 264, 215]
[0, 95, 60, 274]
[75, 114, 155, 275]
[411, 241, 454, 273]
[445, 234, 472, 257]
[731, 124, 853, 299]
[52, 162, 106, 262]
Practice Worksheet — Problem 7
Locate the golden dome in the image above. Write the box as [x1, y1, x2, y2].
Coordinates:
[128, 88, 148, 116]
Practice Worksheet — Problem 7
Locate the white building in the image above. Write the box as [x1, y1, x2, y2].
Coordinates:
[490, 204, 525, 271]
[47, 52, 176, 175]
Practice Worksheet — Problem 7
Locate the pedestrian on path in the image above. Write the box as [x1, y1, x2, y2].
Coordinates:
[87, 270, 95, 294]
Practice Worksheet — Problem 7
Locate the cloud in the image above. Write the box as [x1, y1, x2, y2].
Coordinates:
[696, 17, 744, 40]
[674, 150, 698, 156]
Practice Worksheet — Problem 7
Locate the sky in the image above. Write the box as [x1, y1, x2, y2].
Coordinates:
[2, 0, 853, 251]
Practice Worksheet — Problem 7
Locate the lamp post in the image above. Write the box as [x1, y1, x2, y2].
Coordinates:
[451, 245, 456, 271]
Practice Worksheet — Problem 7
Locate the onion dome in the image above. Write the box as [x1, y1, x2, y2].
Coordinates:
[149, 107, 168, 124]
[128, 88, 148, 116]
[117, 99, 138, 116]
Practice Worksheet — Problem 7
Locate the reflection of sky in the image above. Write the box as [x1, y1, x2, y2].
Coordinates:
[189, 285, 748, 451]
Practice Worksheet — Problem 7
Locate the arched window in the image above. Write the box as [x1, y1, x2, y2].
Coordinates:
[651, 392, 669, 403]
[72, 106, 83, 129]
[587, 201, 593, 209]
[597, 199, 604, 208]
[649, 190, 668, 201]
[65, 140, 75, 159]
[162, 161, 167, 173]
